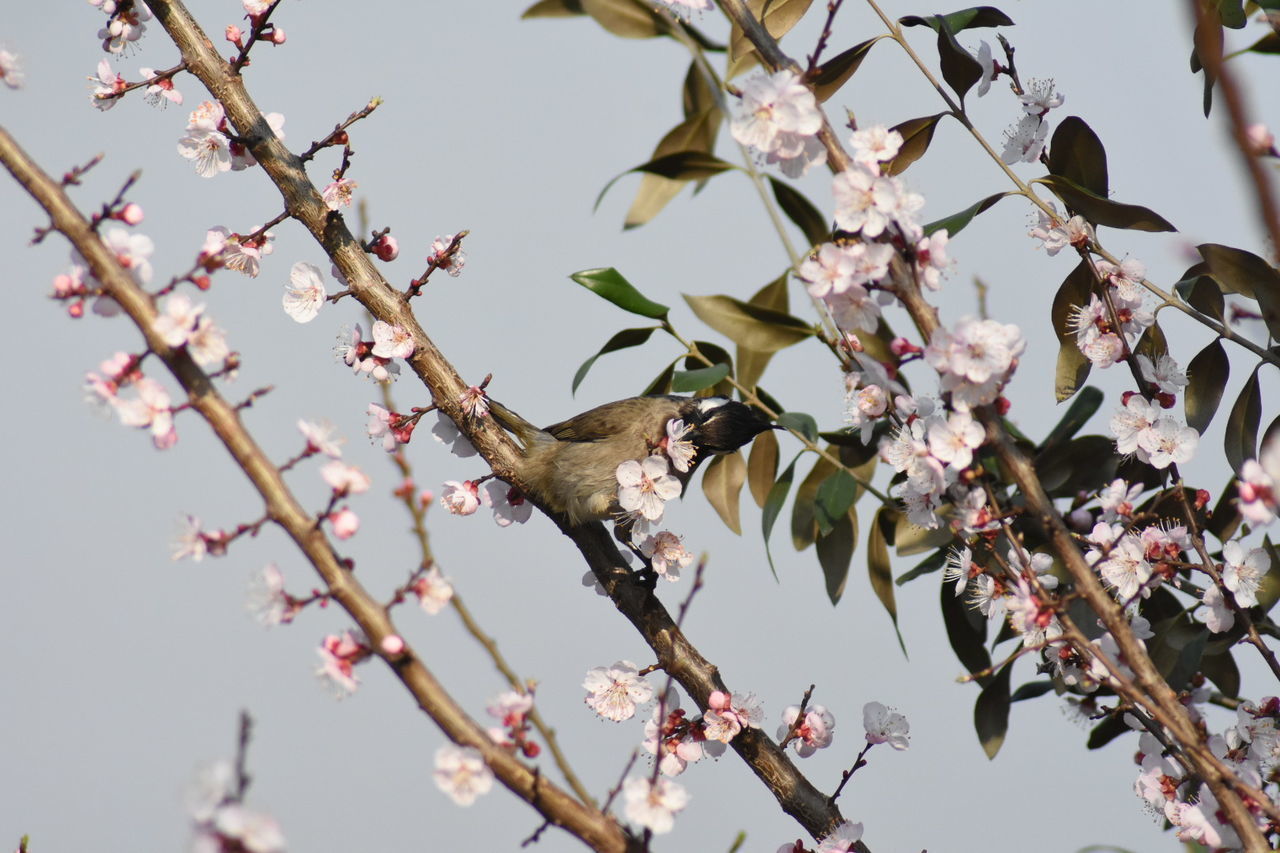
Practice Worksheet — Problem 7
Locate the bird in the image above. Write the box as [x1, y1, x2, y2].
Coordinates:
[486, 394, 777, 529]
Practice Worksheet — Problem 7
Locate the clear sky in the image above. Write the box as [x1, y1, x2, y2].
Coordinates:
[3, 1, 1278, 851]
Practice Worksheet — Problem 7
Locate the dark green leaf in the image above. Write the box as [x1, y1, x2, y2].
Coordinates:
[1135, 320, 1168, 362]
[769, 178, 830, 246]
[572, 327, 658, 394]
[1051, 260, 1094, 401]
[940, 560, 990, 681]
[747, 427, 780, 509]
[1047, 116, 1108, 196]
[672, 362, 731, 392]
[1035, 435, 1118, 497]
[1224, 368, 1263, 472]
[974, 662, 1012, 759]
[571, 268, 670, 318]
[1038, 385, 1104, 454]
[1175, 274, 1226, 323]
[521, 0, 584, 18]
[923, 192, 1011, 237]
[776, 411, 819, 443]
[817, 508, 857, 605]
[1201, 648, 1241, 699]
[1198, 243, 1280, 338]
[1167, 630, 1209, 692]
[868, 508, 906, 653]
[624, 109, 722, 229]
[702, 450, 746, 535]
[1245, 30, 1280, 54]
[896, 548, 946, 584]
[684, 341, 734, 397]
[597, 151, 735, 215]
[899, 6, 1015, 32]
[762, 454, 800, 574]
[684, 294, 815, 352]
[738, 273, 791, 392]
[1010, 681, 1054, 702]
[580, 0, 664, 38]
[791, 453, 834, 551]
[640, 361, 676, 396]
[1212, 0, 1247, 28]
[727, 0, 815, 78]
[815, 469, 859, 536]
[1185, 339, 1230, 433]
[1087, 713, 1129, 749]
[812, 36, 886, 103]
[932, 19, 983, 106]
[883, 113, 947, 176]
[1037, 175, 1176, 232]
[1207, 474, 1243, 543]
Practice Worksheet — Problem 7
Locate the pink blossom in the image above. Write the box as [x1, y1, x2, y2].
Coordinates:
[484, 482, 532, 526]
[412, 566, 454, 615]
[428, 234, 467, 277]
[440, 480, 482, 516]
[370, 319, 415, 359]
[89, 59, 126, 110]
[582, 660, 653, 722]
[321, 178, 358, 210]
[433, 745, 494, 806]
[729, 70, 821, 155]
[0, 49, 24, 89]
[817, 820, 865, 853]
[297, 419, 344, 458]
[246, 563, 297, 626]
[282, 262, 327, 323]
[622, 776, 689, 835]
[1194, 584, 1235, 634]
[662, 419, 697, 473]
[328, 506, 359, 539]
[616, 456, 682, 523]
[777, 704, 835, 757]
[321, 460, 370, 495]
[115, 376, 176, 448]
[1222, 540, 1268, 607]
[457, 384, 489, 418]
[139, 66, 181, 106]
[152, 293, 205, 347]
[849, 125, 903, 170]
[639, 531, 693, 581]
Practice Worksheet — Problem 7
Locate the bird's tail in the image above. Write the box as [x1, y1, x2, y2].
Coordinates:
[487, 398, 544, 448]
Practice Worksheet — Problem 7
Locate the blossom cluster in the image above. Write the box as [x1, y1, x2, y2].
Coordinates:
[186, 760, 286, 853]
[729, 69, 826, 177]
[335, 321, 411, 383]
[177, 99, 285, 178]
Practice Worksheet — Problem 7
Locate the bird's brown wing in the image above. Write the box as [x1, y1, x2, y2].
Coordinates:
[542, 396, 682, 442]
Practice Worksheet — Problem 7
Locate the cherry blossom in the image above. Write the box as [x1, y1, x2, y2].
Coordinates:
[653, 0, 712, 18]
[1137, 416, 1199, 469]
[1000, 113, 1049, 164]
[297, 419, 344, 458]
[178, 101, 232, 177]
[703, 690, 763, 743]
[412, 566, 454, 615]
[139, 66, 181, 105]
[172, 514, 218, 562]
[321, 460, 371, 496]
[1237, 437, 1279, 526]
[765, 131, 827, 177]
[622, 776, 689, 835]
[0, 48, 24, 89]
[1109, 394, 1160, 458]
[1097, 478, 1143, 522]
[582, 660, 653, 722]
[832, 165, 897, 238]
[321, 178, 358, 210]
[849, 125, 903, 170]
[428, 234, 467, 277]
[282, 262, 327, 323]
[115, 376, 176, 448]
[1136, 353, 1188, 397]
[1029, 207, 1093, 255]
[246, 563, 296, 627]
[616, 456, 682, 523]
[817, 820, 864, 853]
[1195, 584, 1235, 634]
[89, 59, 126, 110]
[926, 410, 984, 470]
[485, 482, 532, 526]
[972, 40, 997, 96]
[662, 418, 697, 473]
[943, 546, 975, 596]
[316, 630, 366, 696]
[639, 531, 693, 581]
[94, 0, 152, 53]
[1222, 541, 1268, 608]
[914, 229, 952, 290]
[433, 745, 494, 806]
[643, 693, 710, 776]
[778, 704, 835, 757]
[328, 506, 359, 539]
[370, 319, 415, 359]
[1097, 257, 1146, 302]
[440, 480, 482, 516]
[729, 70, 822, 156]
[152, 292, 206, 347]
[210, 805, 286, 853]
[1086, 522, 1153, 601]
[1020, 78, 1064, 115]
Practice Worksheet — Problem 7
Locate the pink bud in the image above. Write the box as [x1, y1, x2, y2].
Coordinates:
[329, 507, 360, 540]
[373, 234, 399, 262]
[380, 634, 405, 655]
[118, 202, 144, 225]
[269, 27, 286, 44]
[708, 691, 730, 711]
[225, 24, 244, 44]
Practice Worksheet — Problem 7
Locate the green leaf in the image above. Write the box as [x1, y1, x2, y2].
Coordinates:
[1134, 319, 1168, 362]
[684, 293, 814, 352]
[1038, 385, 1104, 454]
[923, 192, 1011, 237]
[1167, 630, 1209, 693]
[776, 410, 819, 443]
[812, 36, 885, 103]
[1047, 116, 1109, 197]
[640, 361, 676, 396]
[1184, 339, 1230, 433]
[815, 469, 859, 536]
[899, 6, 1015, 32]
[702, 450, 746, 535]
[974, 661, 1012, 759]
[572, 327, 658, 394]
[747, 428, 780, 509]
[931, 18, 983, 106]
[581, 0, 664, 38]
[571, 268, 670, 318]
[817, 507, 857, 605]
[1086, 713, 1129, 749]
[597, 151, 736, 215]
[896, 548, 946, 584]
[1202, 647, 1241, 699]
[1035, 435, 1118, 497]
[521, 0, 584, 18]
[867, 508, 905, 653]
[768, 177, 830, 246]
[883, 113, 948, 177]
[684, 341, 735, 397]
[1051, 260, 1094, 401]
[1224, 367, 1263, 472]
[672, 362, 731, 392]
[1036, 175, 1176, 232]
[1244, 30, 1280, 54]
[1198, 243, 1280, 338]
[1212, 0, 1247, 28]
